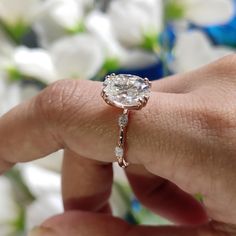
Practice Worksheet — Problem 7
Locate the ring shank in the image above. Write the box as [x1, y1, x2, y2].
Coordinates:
[116, 109, 130, 168]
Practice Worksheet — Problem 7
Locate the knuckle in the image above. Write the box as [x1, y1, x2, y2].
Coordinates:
[188, 101, 236, 190]
[211, 54, 236, 78]
[35, 79, 86, 125]
[193, 103, 235, 140]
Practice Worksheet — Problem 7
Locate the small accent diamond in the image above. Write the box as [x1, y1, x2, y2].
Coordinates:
[119, 114, 128, 127]
[115, 146, 124, 158]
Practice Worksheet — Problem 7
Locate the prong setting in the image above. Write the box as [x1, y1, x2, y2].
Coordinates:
[101, 74, 151, 168]
[101, 74, 151, 110]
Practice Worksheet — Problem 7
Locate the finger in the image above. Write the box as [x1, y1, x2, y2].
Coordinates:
[0, 79, 193, 167]
[62, 149, 112, 213]
[28, 211, 221, 236]
[151, 74, 192, 93]
[0, 75, 233, 222]
[0, 80, 200, 193]
[126, 165, 208, 226]
[150, 56, 227, 94]
[0, 96, 60, 174]
[0, 80, 225, 196]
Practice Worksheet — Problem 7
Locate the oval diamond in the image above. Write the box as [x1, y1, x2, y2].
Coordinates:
[102, 74, 151, 109]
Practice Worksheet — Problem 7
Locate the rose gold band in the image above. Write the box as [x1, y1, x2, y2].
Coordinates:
[115, 109, 130, 168]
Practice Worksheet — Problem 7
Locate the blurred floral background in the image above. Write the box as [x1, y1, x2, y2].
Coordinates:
[0, 0, 235, 235]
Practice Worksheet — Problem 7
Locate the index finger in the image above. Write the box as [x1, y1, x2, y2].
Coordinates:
[0, 79, 187, 167]
[0, 79, 197, 188]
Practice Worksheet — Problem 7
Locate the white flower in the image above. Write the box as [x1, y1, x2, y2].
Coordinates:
[14, 47, 57, 84]
[0, 78, 21, 116]
[50, 34, 104, 79]
[33, 150, 63, 173]
[0, 32, 23, 113]
[26, 193, 63, 231]
[86, 11, 158, 69]
[0, 30, 14, 56]
[44, 0, 83, 29]
[76, 0, 94, 8]
[34, 0, 92, 47]
[0, 177, 20, 235]
[20, 164, 61, 198]
[0, 0, 41, 27]
[120, 49, 158, 69]
[0, 30, 15, 72]
[34, 14, 66, 48]
[20, 164, 63, 230]
[111, 164, 130, 218]
[108, 0, 163, 47]
[178, 0, 234, 25]
[34, 0, 80, 47]
[110, 183, 128, 218]
[86, 11, 124, 60]
[172, 30, 235, 73]
[0, 33, 57, 84]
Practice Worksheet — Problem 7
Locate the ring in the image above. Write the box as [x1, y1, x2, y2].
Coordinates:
[101, 74, 151, 168]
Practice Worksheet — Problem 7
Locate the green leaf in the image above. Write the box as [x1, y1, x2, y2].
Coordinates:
[96, 57, 120, 80]
[66, 22, 86, 35]
[165, 0, 185, 21]
[4, 168, 36, 235]
[0, 20, 29, 44]
[5, 67, 50, 86]
[114, 182, 140, 224]
[114, 182, 170, 225]
[103, 57, 120, 72]
[141, 32, 160, 53]
[6, 67, 23, 82]
[195, 193, 204, 203]
[4, 168, 35, 206]
[133, 207, 170, 225]
[11, 206, 25, 233]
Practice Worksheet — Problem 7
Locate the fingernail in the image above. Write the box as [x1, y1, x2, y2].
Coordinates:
[28, 226, 55, 236]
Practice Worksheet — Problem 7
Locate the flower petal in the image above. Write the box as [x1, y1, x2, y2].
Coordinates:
[50, 34, 104, 79]
[120, 49, 158, 69]
[108, 0, 163, 47]
[33, 150, 63, 172]
[172, 30, 234, 72]
[34, 0, 85, 47]
[26, 193, 63, 230]
[0, 177, 19, 229]
[0, 79, 21, 115]
[0, 29, 15, 70]
[0, 0, 41, 26]
[86, 10, 124, 59]
[20, 164, 61, 198]
[49, 0, 83, 29]
[14, 46, 57, 84]
[184, 0, 234, 25]
[86, 11, 158, 69]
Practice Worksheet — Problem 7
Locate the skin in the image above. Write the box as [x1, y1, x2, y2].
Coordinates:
[0, 55, 236, 235]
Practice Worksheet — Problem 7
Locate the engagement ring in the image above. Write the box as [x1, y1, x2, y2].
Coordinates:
[101, 74, 151, 168]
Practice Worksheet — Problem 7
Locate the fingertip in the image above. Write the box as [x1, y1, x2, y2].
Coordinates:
[39, 211, 130, 236]
[28, 226, 55, 236]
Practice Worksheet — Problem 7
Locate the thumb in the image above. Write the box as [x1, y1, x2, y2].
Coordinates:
[28, 211, 219, 236]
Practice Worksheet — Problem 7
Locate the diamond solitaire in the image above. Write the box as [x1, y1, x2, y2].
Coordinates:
[102, 74, 151, 110]
[101, 74, 151, 168]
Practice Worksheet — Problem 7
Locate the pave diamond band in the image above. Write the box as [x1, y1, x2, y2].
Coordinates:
[101, 73, 151, 168]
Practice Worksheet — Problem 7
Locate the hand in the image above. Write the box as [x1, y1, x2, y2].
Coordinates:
[1, 55, 236, 236]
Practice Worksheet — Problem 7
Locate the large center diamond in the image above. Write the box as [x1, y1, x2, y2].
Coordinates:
[102, 74, 151, 109]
